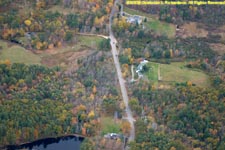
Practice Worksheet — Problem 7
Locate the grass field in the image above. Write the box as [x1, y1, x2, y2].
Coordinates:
[143, 20, 176, 38]
[39, 35, 104, 57]
[145, 62, 210, 87]
[160, 62, 210, 87]
[100, 117, 121, 135]
[77, 35, 103, 49]
[0, 35, 104, 66]
[0, 40, 41, 64]
[124, 7, 176, 38]
[146, 62, 159, 86]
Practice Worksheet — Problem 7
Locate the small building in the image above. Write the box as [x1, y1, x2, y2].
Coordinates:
[136, 59, 148, 73]
[127, 15, 142, 25]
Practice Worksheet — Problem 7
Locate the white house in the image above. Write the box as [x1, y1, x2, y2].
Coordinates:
[127, 15, 142, 25]
[136, 59, 148, 73]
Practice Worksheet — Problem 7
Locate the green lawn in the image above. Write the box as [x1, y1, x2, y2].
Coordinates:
[143, 20, 175, 38]
[100, 117, 121, 135]
[0, 40, 41, 64]
[160, 62, 210, 87]
[124, 7, 176, 38]
[77, 35, 103, 49]
[145, 62, 210, 87]
[146, 62, 159, 86]
[0, 34, 104, 66]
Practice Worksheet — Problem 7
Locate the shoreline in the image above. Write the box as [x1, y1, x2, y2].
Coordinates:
[1, 133, 85, 150]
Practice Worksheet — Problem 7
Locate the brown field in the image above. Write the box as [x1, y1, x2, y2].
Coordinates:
[179, 22, 208, 38]
[0, 35, 104, 71]
[210, 43, 225, 55]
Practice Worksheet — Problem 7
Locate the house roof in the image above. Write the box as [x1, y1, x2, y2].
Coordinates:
[127, 15, 142, 24]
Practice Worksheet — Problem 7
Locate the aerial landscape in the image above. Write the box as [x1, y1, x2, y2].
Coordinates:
[0, 0, 224, 150]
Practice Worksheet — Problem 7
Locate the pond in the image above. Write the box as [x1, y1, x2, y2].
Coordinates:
[6, 136, 84, 150]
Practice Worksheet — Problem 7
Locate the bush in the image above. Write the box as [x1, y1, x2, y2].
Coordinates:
[137, 30, 145, 38]
[165, 50, 171, 58]
[83, 78, 93, 87]
[142, 65, 149, 72]
[222, 54, 225, 60]
[119, 55, 129, 64]
[213, 76, 222, 86]
[186, 64, 192, 68]
[144, 18, 147, 22]
[80, 139, 94, 150]
[66, 14, 78, 28]
[65, 31, 73, 41]
[98, 39, 110, 51]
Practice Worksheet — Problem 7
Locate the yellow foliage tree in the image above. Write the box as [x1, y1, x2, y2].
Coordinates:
[88, 110, 95, 119]
[170, 147, 176, 150]
[92, 85, 97, 94]
[34, 129, 39, 139]
[105, 6, 110, 14]
[36, 1, 45, 9]
[145, 51, 150, 58]
[4, 59, 11, 66]
[2, 28, 15, 39]
[100, 16, 105, 22]
[107, 1, 113, 7]
[193, 148, 201, 150]
[92, 4, 100, 13]
[15, 130, 22, 141]
[89, 93, 95, 101]
[71, 117, 77, 125]
[95, 4, 100, 10]
[129, 57, 134, 64]
[187, 81, 192, 86]
[77, 104, 86, 112]
[126, 48, 132, 55]
[122, 72, 126, 78]
[82, 127, 86, 135]
[48, 44, 54, 49]
[175, 49, 179, 57]
[18, 28, 25, 36]
[80, 113, 87, 121]
[114, 17, 130, 30]
[94, 17, 100, 26]
[121, 121, 131, 135]
[24, 19, 32, 26]
[36, 41, 43, 50]
[57, 41, 62, 47]
[170, 49, 173, 58]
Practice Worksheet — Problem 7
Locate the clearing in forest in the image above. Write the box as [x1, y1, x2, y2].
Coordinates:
[0, 40, 41, 64]
[145, 62, 210, 87]
[124, 7, 176, 38]
[0, 35, 104, 68]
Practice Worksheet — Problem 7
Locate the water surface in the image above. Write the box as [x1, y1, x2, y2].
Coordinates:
[7, 136, 84, 150]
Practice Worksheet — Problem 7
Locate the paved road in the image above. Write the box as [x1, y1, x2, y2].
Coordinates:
[109, 0, 135, 142]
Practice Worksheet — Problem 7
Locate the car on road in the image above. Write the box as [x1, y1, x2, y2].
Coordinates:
[104, 133, 120, 140]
